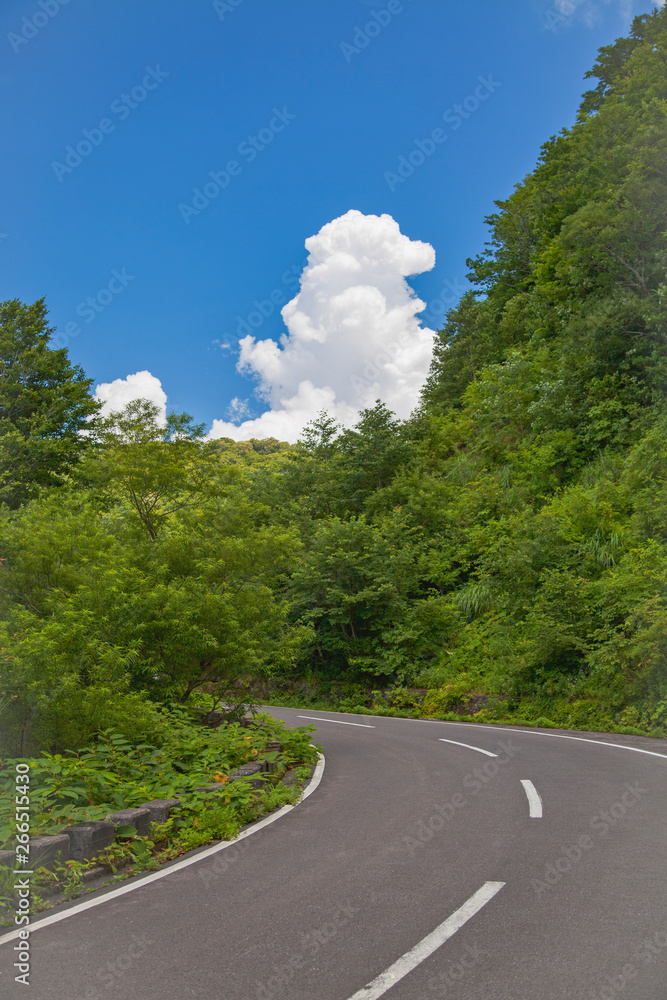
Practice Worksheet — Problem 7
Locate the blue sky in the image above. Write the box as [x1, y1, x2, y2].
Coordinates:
[1, 0, 659, 439]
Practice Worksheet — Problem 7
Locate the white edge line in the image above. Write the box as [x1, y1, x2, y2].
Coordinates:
[266, 707, 667, 760]
[0, 752, 326, 947]
[438, 738, 498, 758]
[520, 779, 543, 818]
[298, 715, 376, 728]
[434, 723, 667, 760]
[345, 881, 505, 1000]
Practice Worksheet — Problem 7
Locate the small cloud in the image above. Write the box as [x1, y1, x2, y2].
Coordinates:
[94, 370, 167, 424]
[212, 337, 233, 353]
[226, 397, 252, 424]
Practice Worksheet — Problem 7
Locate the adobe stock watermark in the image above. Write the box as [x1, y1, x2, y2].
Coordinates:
[384, 75, 501, 192]
[348, 278, 464, 399]
[254, 902, 358, 999]
[213, 0, 247, 20]
[589, 923, 667, 1000]
[426, 940, 482, 996]
[81, 933, 153, 999]
[51, 267, 136, 350]
[422, 275, 468, 326]
[227, 259, 305, 342]
[340, 0, 413, 63]
[545, 0, 585, 31]
[223, 245, 327, 341]
[178, 107, 296, 224]
[51, 66, 169, 182]
[349, 330, 412, 399]
[402, 739, 522, 858]
[531, 781, 648, 897]
[8, 0, 72, 55]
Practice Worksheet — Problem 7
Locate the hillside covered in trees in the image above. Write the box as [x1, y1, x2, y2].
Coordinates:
[1, 9, 666, 756]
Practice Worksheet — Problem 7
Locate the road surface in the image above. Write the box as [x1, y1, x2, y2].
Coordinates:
[1, 709, 665, 999]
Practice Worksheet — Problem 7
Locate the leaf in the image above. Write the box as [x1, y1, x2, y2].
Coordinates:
[115, 825, 138, 838]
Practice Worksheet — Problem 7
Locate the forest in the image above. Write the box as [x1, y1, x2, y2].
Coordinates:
[1, 8, 666, 758]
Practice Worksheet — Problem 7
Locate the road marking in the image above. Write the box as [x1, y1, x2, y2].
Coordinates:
[0, 753, 326, 947]
[434, 723, 667, 760]
[520, 779, 543, 818]
[438, 738, 498, 757]
[273, 709, 667, 760]
[298, 715, 376, 728]
[345, 881, 505, 999]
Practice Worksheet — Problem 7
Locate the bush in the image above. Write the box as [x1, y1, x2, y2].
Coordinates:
[421, 676, 482, 717]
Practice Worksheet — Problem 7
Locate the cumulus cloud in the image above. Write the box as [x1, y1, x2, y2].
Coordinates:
[94, 370, 168, 424]
[209, 210, 436, 442]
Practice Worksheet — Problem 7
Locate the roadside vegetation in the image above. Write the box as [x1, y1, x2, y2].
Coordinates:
[0, 10, 665, 875]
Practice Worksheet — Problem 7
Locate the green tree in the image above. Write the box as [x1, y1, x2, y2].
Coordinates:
[0, 298, 99, 507]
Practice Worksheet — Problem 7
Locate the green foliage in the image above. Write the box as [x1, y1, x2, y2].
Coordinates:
[0, 298, 99, 508]
[2, 10, 667, 752]
[0, 713, 318, 848]
[263, 10, 667, 731]
[0, 403, 309, 754]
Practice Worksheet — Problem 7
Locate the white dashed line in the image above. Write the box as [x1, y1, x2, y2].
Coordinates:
[433, 722, 667, 760]
[297, 715, 376, 728]
[520, 779, 543, 818]
[345, 881, 505, 999]
[438, 738, 498, 757]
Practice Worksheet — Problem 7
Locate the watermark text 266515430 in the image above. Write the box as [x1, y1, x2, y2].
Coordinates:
[13, 763, 32, 987]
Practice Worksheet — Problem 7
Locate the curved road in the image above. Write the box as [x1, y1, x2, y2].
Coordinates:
[1, 710, 666, 998]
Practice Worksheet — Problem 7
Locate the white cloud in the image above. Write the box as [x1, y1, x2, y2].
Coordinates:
[552, 0, 664, 28]
[226, 397, 253, 423]
[209, 210, 436, 442]
[94, 370, 168, 424]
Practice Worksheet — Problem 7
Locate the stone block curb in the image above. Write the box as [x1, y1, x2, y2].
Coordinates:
[63, 821, 115, 862]
[28, 834, 70, 870]
[105, 808, 152, 837]
[229, 763, 265, 788]
[139, 799, 181, 825]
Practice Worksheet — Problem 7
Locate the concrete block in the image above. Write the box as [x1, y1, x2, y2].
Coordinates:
[229, 763, 264, 788]
[236, 763, 262, 777]
[139, 799, 181, 825]
[28, 834, 70, 870]
[197, 783, 231, 811]
[63, 821, 115, 861]
[105, 808, 152, 838]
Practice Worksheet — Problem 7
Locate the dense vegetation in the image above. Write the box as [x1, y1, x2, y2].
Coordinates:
[1, 9, 666, 754]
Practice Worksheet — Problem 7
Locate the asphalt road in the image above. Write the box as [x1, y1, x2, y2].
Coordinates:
[1, 709, 666, 999]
